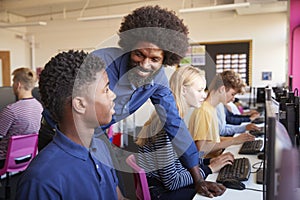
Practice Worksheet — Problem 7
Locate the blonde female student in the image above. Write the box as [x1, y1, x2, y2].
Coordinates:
[136, 66, 230, 200]
[189, 71, 255, 158]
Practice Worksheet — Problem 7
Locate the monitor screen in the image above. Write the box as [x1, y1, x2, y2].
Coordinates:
[0, 86, 17, 111]
[257, 87, 266, 104]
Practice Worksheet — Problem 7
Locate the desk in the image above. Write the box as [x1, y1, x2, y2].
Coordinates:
[193, 140, 264, 200]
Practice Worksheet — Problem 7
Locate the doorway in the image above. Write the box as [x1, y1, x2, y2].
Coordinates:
[0, 51, 11, 86]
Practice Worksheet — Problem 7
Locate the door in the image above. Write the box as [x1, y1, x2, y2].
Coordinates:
[0, 51, 11, 86]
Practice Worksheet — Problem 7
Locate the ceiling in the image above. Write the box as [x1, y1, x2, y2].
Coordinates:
[0, 0, 159, 18]
[0, 0, 288, 23]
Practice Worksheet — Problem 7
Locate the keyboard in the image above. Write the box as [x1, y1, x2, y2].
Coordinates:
[252, 117, 265, 124]
[249, 129, 265, 137]
[216, 157, 251, 183]
[238, 140, 263, 155]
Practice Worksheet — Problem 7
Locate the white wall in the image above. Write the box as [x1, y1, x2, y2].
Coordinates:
[1, 5, 287, 124]
[0, 27, 30, 85]
[183, 11, 287, 87]
[0, 3, 288, 88]
[24, 9, 288, 88]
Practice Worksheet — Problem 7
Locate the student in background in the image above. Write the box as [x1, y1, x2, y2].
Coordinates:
[224, 102, 260, 125]
[16, 50, 123, 199]
[216, 70, 260, 136]
[38, 5, 225, 197]
[189, 72, 255, 158]
[136, 66, 228, 200]
[0, 67, 42, 168]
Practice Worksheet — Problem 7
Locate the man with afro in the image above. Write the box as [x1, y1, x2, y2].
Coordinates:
[93, 5, 225, 198]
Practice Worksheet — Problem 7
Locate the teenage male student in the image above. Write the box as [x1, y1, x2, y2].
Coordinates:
[216, 70, 260, 136]
[0, 67, 43, 168]
[16, 50, 123, 199]
[38, 5, 226, 197]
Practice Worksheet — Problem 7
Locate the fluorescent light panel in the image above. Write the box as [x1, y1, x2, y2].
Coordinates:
[0, 21, 47, 28]
[179, 2, 250, 13]
[77, 14, 126, 21]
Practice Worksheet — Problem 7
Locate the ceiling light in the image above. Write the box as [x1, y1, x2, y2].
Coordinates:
[77, 14, 126, 21]
[0, 21, 47, 28]
[179, 2, 251, 13]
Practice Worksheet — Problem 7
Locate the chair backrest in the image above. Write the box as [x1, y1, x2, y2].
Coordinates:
[0, 133, 38, 175]
[126, 154, 151, 200]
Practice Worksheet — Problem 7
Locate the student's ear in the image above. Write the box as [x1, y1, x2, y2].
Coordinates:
[72, 97, 86, 114]
[219, 86, 226, 94]
[16, 82, 22, 90]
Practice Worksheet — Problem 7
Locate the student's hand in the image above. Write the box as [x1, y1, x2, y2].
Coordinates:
[209, 152, 234, 173]
[232, 133, 255, 145]
[246, 123, 260, 131]
[195, 180, 226, 198]
[249, 113, 260, 121]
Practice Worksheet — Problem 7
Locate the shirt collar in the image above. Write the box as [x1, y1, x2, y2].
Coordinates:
[54, 126, 89, 161]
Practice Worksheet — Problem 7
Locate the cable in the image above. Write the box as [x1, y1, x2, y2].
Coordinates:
[246, 188, 263, 192]
[250, 161, 263, 173]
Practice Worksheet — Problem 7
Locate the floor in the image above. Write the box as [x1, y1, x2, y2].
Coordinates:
[0, 134, 140, 200]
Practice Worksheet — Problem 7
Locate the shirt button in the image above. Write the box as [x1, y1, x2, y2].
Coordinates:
[96, 164, 99, 169]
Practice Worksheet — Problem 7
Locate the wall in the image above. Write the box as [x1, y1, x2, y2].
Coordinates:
[0, 2, 289, 125]
[25, 7, 287, 88]
[0, 28, 30, 86]
[184, 11, 287, 88]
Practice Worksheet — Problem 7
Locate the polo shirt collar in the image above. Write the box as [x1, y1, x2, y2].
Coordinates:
[54, 126, 89, 161]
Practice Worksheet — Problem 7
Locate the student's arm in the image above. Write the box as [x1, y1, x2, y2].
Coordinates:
[117, 186, 129, 200]
[151, 83, 199, 170]
[225, 106, 251, 125]
[0, 107, 14, 137]
[195, 133, 255, 154]
[153, 132, 196, 190]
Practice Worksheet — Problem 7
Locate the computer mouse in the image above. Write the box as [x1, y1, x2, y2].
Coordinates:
[222, 179, 246, 190]
[257, 152, 265, 160]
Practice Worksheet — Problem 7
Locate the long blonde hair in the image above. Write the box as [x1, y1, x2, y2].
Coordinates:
[136, 66, 205, 146]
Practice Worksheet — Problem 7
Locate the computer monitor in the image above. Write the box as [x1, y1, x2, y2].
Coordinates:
[256, 87, 266, 104]
[263, 98, 299, 200]
[0, 86, 17, 111]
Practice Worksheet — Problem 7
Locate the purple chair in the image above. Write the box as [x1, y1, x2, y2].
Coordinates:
[126, 154, 151, 200]
[0, 133, 38, 199]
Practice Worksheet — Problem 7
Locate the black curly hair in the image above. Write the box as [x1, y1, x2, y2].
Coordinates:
[118, 5, 189, 66]
[39, 50, 106, 122]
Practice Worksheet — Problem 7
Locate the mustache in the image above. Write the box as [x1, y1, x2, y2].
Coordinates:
[129, 62, 154, 73]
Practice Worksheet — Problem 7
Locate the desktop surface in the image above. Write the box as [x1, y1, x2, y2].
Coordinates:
[193, 138, 263, 200]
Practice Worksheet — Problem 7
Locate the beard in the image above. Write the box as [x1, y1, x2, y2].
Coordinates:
[127, 60, 160, 88]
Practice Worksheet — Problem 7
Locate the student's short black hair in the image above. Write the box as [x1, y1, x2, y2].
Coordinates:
[118, 5, 189, 66]
[39, 50, 105, 122]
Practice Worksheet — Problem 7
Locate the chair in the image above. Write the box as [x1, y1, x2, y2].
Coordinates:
[0, 133, 38, 199]
[125, 154, 151, 200]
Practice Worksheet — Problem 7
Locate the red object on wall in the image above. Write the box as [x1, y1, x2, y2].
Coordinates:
[289, 0, 300, 91]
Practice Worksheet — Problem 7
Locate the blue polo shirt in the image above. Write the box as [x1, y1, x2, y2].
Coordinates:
[16, 129, 118, 200]
[92, 47, 199, 169]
